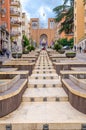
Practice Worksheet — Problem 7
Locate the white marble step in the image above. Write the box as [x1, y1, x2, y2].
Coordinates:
[31, 74, 58, 77]
[22, 88, 68, 102]
[29, 79, 61, 84]
[1, 102, 86, 130]
[33, 69, 56, 73]
[34, 67, 54, 69]
[29, 83, 61, 88]
[30, 75, 59, 80]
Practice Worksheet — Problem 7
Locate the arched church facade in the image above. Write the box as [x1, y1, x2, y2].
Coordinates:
[30, 18, 56, 47]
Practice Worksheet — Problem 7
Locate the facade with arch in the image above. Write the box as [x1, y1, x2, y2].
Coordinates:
[30, 18, 56, 47]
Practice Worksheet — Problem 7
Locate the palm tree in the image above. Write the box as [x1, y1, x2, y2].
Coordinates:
[53, 0, 74, 34]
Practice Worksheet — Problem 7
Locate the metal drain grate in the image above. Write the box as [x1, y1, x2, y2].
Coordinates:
[51, 77, 53, 79]
[35, 77, 38, 79]
[43, 84, 46, 88]
[53, 84, 56, 87]
[34, 85, 37, 88]
[43, 124, 49, 130]
[81, 124, 86, 130]
[56, 97, 60, 101]
[43, 97, 47, 102]
[43, 77, 46, 79]
[30, 98, 34, 102]
[6, 124, 12, 130]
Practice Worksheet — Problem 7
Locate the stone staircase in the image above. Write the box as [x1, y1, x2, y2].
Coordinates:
[23, 51, 67, 103]
[1, 50, 86, 130]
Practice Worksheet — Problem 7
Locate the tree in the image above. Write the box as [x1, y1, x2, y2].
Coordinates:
[22, 35, 30, 53]
[22, 35, 30, 47]
[53, 0, 74, 34]
[54, 41, 62, 51]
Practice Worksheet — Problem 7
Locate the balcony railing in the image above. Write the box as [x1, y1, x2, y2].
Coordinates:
[10, 31, 21, 36]
[0, 8, 6, 15]
[10, 9, 20, 16]
[10, 20, 21, 26]
[11, 1, 20, 7]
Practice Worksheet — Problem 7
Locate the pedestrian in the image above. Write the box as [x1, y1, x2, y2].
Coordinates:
[74, 45, 76, 52]
[6, 49, 10, 58]
[79, 46, 82, 53]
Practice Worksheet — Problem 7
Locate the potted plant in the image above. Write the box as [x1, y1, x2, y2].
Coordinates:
[12, 53, 22, 58]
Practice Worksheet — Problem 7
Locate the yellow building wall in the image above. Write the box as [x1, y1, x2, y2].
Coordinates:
[74, 0, 84, 44]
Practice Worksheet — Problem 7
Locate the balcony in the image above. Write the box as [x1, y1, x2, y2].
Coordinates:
[10, 9, 20, 16]
[1, 23, 7, 29]
[0, 8, 6, 15]
[22, 20, 25, 25]
[11, 1, 20, 7]
[10, 31, 21, 37]
[10, 19, 21, 26]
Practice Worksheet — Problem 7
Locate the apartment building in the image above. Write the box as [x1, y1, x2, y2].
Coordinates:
[0, 0, 10, 51]
[74, 0, 84, 46]
[22, 13, 30, 39]
[10, 0, 22, 53]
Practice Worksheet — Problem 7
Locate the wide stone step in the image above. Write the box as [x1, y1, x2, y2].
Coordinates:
[34, 68, 54, 70]
[36, 63, 52, 66]
[34, 67, 54, 70]
[33, 69, 56, 74]
[29, 79, 61, 87]
[30, 75, 59, 80]
[29, 83, 61, 88]
[22, 88, 68, 102]
[1, 102, 86, 130]
[31, 73, 59, 77]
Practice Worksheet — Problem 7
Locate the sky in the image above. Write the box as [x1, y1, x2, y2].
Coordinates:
[20, 0, 63, 28]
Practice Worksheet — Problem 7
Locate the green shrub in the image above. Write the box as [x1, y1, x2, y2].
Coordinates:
[27, 45, 35, 52]
[57, 38, 74, 49]
[54, 41, 62, 51]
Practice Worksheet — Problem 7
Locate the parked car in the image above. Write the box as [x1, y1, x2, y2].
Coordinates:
[62, 46, 70, 50]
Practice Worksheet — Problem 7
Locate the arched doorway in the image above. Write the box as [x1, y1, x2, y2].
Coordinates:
[40, 34, 48, 48]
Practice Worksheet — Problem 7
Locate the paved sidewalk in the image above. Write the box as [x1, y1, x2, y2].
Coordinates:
[76, 52, 86, 61]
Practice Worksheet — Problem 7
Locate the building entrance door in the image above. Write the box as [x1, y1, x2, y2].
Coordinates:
[40, 34, 48, 49]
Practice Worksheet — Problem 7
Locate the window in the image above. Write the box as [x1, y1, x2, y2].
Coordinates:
[1, 0, 5, 4]
[84, 10, 86, 16]
[1, 8, 6, 17]
[74, 1, 76, 8]
[74, 25, 76, 31]
[75, 14, 76, 20]
[50, 21, 55, 29]
[32, 21, 38, 29]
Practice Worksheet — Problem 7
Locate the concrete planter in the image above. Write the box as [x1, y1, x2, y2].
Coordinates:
[58, 49, 65, 54]
[66, 52, 76, 58]
[12, 53, 22, 58]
